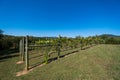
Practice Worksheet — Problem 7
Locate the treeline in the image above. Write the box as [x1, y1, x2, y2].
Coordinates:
[0, 29, 120, 50]
[0, 30, 37, 50]
[100, 34, 120, 44]
[0, 31, 21, 50]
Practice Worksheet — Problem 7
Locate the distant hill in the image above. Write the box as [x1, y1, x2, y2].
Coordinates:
[99, 34, 120, 38]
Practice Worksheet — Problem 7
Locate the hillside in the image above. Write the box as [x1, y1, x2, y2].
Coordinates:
[0, 44, 120, 80]
[99, 34, 120, 38]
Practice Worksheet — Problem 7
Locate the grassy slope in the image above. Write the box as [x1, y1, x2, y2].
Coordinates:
[0, 44, 120, 80]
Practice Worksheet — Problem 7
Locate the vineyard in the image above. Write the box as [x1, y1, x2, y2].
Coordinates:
[19, 35, 104, 72]
[0, 44, 120, 80]
[0, 34, 120, 80]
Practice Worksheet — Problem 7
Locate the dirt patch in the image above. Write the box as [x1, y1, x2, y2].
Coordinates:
[16, 63, 46, 76]
[16, 61, 24, 64]
[16, 69, 32, 76]
[38, 63, 45, 67]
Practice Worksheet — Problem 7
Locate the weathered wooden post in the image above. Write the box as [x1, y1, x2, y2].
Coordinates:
[57, 35, 61, 59]
[25, 35, 29, 71]
[57, 43, 60, 59]
[22, 37, 25, 61]
[19, 40, 22, 61]
[44, 37, 48, 64]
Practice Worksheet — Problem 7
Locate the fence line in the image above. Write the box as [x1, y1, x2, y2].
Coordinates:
[19, 35, 61, 71]
[19, 37, 25, 62]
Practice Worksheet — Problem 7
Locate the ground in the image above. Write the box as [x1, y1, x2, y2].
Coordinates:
[0, 44, 120, 80]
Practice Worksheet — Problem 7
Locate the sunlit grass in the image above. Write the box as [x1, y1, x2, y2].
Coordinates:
[0, 44, 120, 80]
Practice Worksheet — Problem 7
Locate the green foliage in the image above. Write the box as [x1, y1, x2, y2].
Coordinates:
[100, 34, 120, 44]
[35, 39, 55, 45]
[40, 35, 105, 51]
[0, 35, 21, 50]
[0, 29, 3, 39]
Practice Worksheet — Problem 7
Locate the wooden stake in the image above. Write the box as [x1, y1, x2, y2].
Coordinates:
[45, 37, 48, 64]
[57, 43, 60, 59]
[22, 37, 25, 61]
[19, 40, 22, 61]
[25, 36, 29, 71]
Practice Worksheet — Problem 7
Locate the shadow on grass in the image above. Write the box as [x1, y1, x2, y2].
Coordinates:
[0, 59, 6, 62]
[60, 50, 79, 58]
[0, 49, 19, 61]
[29, 46, 92, 61]
[27, 45, 96, 70]
[29, 50, 79, 70]
[81, 46, 90, 50]
[29, 54, 43, 60]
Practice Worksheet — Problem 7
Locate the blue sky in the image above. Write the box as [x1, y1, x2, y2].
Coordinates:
[0, 0, 120, 37]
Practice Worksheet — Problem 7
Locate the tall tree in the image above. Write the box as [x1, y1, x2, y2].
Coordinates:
[0, 29, 3, 39]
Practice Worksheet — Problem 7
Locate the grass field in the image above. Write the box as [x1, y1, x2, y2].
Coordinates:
[0, 44, 120, 80]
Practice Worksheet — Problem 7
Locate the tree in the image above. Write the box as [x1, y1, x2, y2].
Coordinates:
[0, 29, 4, 50]
[0, 29, 3, 39]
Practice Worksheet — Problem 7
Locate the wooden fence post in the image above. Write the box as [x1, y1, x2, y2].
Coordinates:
[57, 35, 61, 59]
[57, 42, 61, 59]
[19, 40, 22, 61]
[25, 36, 29, 71]
[44, 37, 48, 64]
[22, 37, 25, 61]
[45, 50, 48, 64]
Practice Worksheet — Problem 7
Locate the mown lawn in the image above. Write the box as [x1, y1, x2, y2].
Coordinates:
[0, 44, 120, 80]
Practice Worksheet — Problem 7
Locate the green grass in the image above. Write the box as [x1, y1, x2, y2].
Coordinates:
[0, 44, 120, 80]
[28, 47, 81, 67]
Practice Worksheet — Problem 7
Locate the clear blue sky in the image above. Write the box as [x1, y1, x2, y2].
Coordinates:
[0, 0, 120, 37]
